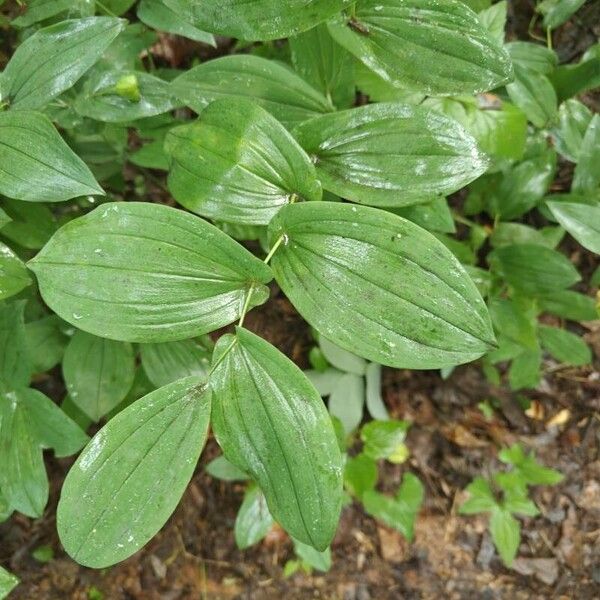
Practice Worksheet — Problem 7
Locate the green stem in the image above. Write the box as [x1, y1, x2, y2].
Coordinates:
[546, 27, 553, 50]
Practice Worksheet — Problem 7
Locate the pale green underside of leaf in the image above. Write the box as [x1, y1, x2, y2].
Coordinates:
[210, 328, 343, 551]
[28, 202, 273, 342]
[166, 98, 321, 225]
[293, 102, 489, 206]
[269, 202, 495, 369]
[163, 0, 352, 41]
[2, 17, 125, 110]
[327, 0, 513, 96]
[170, 55, 334, 129]
[57, 377, 211, 568]
[0, 111, 103, 202]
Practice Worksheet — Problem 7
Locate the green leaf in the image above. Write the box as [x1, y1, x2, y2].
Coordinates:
[508, 348, 542, 390]
[344, 453, 378, 499]
[490, 507, 520, 566]
[391, 197, 456, 234]
[137, 0, 216, 45]
[538, 289, 598, 321]
[28, 202, 273, 342]
[0, 111, 103, 202]
[0, 387, 87, 517]
[11, 0, 94, 27]
[293, 539, 332, 572]
[293, 103, 489, 207]
[234, 484, 274, 550]
[489, 297, 537, 350]
[572, 114, 600, 193]
[499, 444, 564, 486]
[327, 0, 513, 96]
[328, 372, 364, 434]
[548, 201, 600, 254]
[363, 473, 423, 540]
[25, 315, 68, 373]
[478, 0, 507, 45]
[205, 455, 249, 481]
[210, 327, 343, 551]
[269, 202, 495, 369]
[490, 222, 560, 249]
[170, 55, 334, 129]
[361, 420, 410, 461]
[0, 200, 59, 250]
[506, 66, 558, 128]
[0, 566, 19, 599]
[163, 0, 351, 41]
[538, 0, 586, 29]
[22, 387, 89, 456]
[460, 477, 498, 514]
[289, 23, 355, 109]
[0, 242, 31, 300]
[62, 330, 135, 421]
[2, 17, 125, 110]
[305, 368, 345, 396]
[0, 301, 32, 390]
[489, 244, 580, 295]
[506, 42, 557, 75]
[502, 488, 540, 517]
[166, 98, 321, 226]
[57, 376, 211, 568]
[551, 99, 593, 162]
[74, 71, 178, 123]
[140, 338, 212, 388]
[365, 362, 389, 420]
[539, 325, 591, 365]
[550, 43, 600, 102]
[97, 0, 136, 15]
[319, 336, 367, 376]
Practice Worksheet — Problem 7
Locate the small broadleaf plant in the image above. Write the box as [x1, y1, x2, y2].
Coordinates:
[0, 0, 595, 576]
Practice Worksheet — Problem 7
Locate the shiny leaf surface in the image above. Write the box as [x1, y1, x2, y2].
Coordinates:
[28, 202, 273, 342]
[2, 17, 125, 110]
[57, 377, 211, 568]
[269, 202, 495, 369]
[170, 55, 334, 129]
[328, 0, 513, 95]
[163, 0, 351, 41]
[166, 99, 321, 225]
[0, 111, 103, 202]
[210, 328, 343, 550]
[293, 103, 488, 206]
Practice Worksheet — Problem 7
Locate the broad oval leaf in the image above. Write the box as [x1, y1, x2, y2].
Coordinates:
[234, 485, 274, 550]
[0, 111, 103, 202]
[210, 328, 343, 550]
[140, 338, 212, 388]
[163, 0, 351, 41]
[2, 17, 125, 110]
[166, 98, 321, 225]
[28, 202, 273, 342]
[62, 330, 135, 421]
[327, 0, 513, 96]
[506, 66, 557, 128]
[547, 201, 600, 255]
[572, 114, 600, 194]
[74, 71, 178, 123]
[170, 55, 334, 129]
[293, 103, 489, 206]
[268, 202, 495, 369]
[57, 376, 211, 568]
[488, 243, 581, 295]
